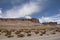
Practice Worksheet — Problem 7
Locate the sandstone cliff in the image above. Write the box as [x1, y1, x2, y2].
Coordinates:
[0, 18, 59, 30]
[0, 18, 40, 29]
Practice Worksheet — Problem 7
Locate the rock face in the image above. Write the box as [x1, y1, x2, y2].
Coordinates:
[0, 18, 40, 29]
[42, 22, 57, 25]
[0, 18, 39, 23]
[0, 18, 59, 30]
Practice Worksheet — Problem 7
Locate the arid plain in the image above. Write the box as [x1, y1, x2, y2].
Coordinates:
[0, 18, 60, 40]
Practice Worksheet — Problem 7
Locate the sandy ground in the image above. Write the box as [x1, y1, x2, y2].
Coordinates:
[0, 32, 60, 40]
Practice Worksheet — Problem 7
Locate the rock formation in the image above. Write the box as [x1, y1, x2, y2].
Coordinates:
[0, 18, 40, 29]
[0, 18, 59, 30]
[42, 22, 57, 25]
[0, 18, 39, 23]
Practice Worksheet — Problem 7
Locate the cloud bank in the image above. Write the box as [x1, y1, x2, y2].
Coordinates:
[5, 3, 39, 18]
[39, 10, 60, 24]
[1, 0, 60, 24]
[4, 0, 47, 18]
[25, 16, 32, 19]
[0, 9, 2, 18]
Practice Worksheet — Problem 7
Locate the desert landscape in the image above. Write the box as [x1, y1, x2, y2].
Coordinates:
[0, 18, 60, 40]
[0, 0, 60, 40]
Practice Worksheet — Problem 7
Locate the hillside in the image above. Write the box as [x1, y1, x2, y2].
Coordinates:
[0, 18, 60, 40]
[0, 18, 40, 29]
[0, 18, 60, 29]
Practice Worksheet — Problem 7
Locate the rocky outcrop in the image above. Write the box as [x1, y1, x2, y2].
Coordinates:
[21, 18, 39, 23]
[0, 18, 59, 30]
[0, 18, 39, 23]
[0, 18, 40, 29]
[42, 22, 57, 25]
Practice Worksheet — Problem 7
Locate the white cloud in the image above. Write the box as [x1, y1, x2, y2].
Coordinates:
[24, 16, 32, 19]
[39, 16, 60, 24]
[39, 17, 55, 23]
[0, 10, 2, 14]
[0, 9, 2, 18]
[4, 0, 47, 18]
[5, 2, 39, 18]
[39, 10, 60, 24]
[0, 9, 2, 14]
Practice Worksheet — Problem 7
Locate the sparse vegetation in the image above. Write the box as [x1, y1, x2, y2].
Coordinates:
[51, 31, 56, 34]
[17, 34, 25, 37]
[55, 28, 60, 32]
[41, 30, 46, 34]
[40, 34, 43, 36]
[2, 29, 8, 33]
[0, 29, 2, 32]
[15, 31, 21, 35]
[5, 31, 11, 36]
[0, 33, 1, 35]
[0, 27, 60, 38]
[24, 30, 31, 33]
[27, 33, 31, 36]
[35, 31, 39, 34]
[7, 35, 14, 38]
[51, 32, 56, 34]
[10, 29, 16, 32]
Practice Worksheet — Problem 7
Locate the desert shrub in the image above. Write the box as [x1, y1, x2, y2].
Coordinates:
[25, 30, 31, 33]
[17, 34, 25, 37]
[35, 31, 39, 34]
[56, 29, 60, 32]
[0, 29, 2, 32]
[10, 29, 15, 32]
[7, 35, 14, 38]
[58, 30, 60, 32]
[0, 33, 1, 35]
[27, 33, 31, 36]
[19, 29, 23, 32]
[41, 30, 46, 34]
[51, 32, 56, 34]
[1, 29, 8, 33]
[15, 31, 21, 35]
[40, 34, 43, 36]
[5, 31, 11, 36]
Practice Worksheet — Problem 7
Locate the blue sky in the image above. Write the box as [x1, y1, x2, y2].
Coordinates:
[0, 0, 60, 23]
[0, 0, 60, 18]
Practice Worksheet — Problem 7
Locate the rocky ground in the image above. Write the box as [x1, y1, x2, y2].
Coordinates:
[0, 18, 60, 40]
[0, 27, 60, 40]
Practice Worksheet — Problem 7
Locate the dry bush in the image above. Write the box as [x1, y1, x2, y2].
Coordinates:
[0, 33, 1, 35]
[51, 31, 56, 34]
[1, 29, 8, 33]
[55, 28, 60, 32]
[17, 34, 25, 37]
[24, 30, 31, 33]
[5, 31, 11, 36]
[10, 29, 16, 32]
[15, 31, 21, 35]
[40, 34, 43, 36]
[19, 29, 23, 32]
[0, 29, 2, 32]
[27, 33, 31, 36]
[7, 35, 14, 38]
[41, 30, 46, 34]
[34, 31, 39, 34]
